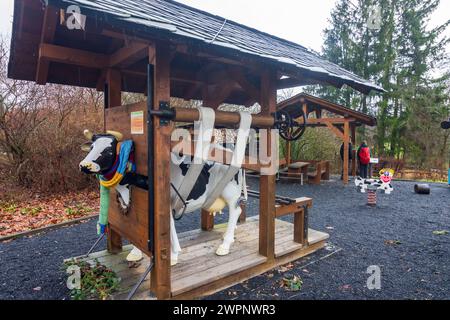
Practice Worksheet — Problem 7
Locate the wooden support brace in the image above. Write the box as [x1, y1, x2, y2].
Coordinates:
[36, 6, 59, 85]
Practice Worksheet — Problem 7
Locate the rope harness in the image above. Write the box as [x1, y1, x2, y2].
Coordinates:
[97, 140, 136, 235]
[171, 107, 252, 219]
[100, 140, 136, 188]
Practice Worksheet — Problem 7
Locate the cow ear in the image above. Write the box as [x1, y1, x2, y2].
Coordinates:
[81, 142, 92, 152]
[84, 129, 94, 140]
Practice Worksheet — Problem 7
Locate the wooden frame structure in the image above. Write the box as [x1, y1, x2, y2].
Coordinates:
[8, 0, 382, 299]
[278, 93, 377, 185]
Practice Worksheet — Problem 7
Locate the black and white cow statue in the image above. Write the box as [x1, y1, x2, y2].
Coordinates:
[79, 130, 245, 266]
[355, 170, 394, 195]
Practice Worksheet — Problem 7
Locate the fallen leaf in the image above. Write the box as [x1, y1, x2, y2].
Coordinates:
[33, 287, 42, 291]
[385, 240, 401, 245]
[432, 230, 449, 236]
[280, 275, 303, 292]
[278, 263, 294, 273]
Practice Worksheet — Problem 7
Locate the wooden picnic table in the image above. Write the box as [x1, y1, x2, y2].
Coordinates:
[286, 162, 310, 184]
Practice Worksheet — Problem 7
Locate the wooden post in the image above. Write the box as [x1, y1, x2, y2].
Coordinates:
[293, 209, 306, 245]
[343, 120, 350, 185]
[106, 69, 122, 108]
[258, 70, 276, 260]
[105, 68, 123, 254]
[351, 125, 357, 177]
[286, 141, 291, 166]
[150, 43, 172, 299]
[201, 209, 214, 231]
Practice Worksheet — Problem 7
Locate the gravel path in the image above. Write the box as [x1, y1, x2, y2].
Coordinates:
[1, 178, 449, 300]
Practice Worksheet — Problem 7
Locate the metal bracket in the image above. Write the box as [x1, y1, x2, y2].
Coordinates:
[159, 101, 171, 126]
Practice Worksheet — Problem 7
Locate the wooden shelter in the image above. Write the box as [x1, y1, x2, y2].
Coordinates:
[278, 93, 377, 185]
[8, 0, 383, 299]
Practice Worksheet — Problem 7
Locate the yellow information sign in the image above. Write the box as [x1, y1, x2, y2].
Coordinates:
[131, 111, 144, 135]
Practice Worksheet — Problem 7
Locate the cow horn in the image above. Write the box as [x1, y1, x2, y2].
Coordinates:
[106, 130, 123, 141]
[83, 129, 93, 140]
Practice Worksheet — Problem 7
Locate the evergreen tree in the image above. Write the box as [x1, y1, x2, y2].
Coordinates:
[309, 0, 450, 169]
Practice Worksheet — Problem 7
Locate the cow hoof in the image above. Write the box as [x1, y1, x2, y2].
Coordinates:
[126, 248, 143, 262]
[216, 245, 230, 256]
[171, 257, 178, 266]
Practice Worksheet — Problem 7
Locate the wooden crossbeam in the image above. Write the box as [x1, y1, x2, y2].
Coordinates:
[39, 43, 110, 69]
[296, 117, 356, 124]
[38, 43, 151, 71]
[109, 42, 149, 68]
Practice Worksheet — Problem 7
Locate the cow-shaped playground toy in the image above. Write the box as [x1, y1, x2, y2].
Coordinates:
[355, 169, 394, 195]
[79, 130, 245, 266]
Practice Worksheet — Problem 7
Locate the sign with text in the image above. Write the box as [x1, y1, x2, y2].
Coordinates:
[131, 111, 144, 135]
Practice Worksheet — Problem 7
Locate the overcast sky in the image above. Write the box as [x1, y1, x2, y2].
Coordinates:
[0, 0, 448, 54]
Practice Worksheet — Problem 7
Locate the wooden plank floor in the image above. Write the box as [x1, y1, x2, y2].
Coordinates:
[71, 216, 328, 300]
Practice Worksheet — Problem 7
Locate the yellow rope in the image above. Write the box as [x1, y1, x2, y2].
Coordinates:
[100, 143, 125, 189]
[100, 172, 124, 188]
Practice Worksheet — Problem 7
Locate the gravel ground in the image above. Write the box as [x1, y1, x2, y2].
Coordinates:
[0, 177, 449, 300]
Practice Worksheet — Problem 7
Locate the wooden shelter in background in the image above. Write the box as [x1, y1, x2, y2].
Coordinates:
[278, 93, 377, 185]
[8, 0, 383, 299]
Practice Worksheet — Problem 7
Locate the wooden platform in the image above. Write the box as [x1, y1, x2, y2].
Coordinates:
[71, 217, 328, 300]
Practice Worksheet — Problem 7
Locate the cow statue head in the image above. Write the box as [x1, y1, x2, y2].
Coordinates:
[80, 129, 135, 214]
[79, 129, 123, 175]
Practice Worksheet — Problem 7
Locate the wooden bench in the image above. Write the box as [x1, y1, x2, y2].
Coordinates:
[279, 162, 310, 185]
[305, 160, 330, 185]
[275, 197, 313, 246]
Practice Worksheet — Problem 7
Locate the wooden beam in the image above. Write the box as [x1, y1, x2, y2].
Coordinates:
[343, 121, 350, 185]
[105, 68, 123, 255]
[109, 42, 149, 68]
[228, 68, 260, 105]
[106, 69, 122, 107]
[325, 122, 345, 141]
[351, 125, 357, 177]
[150, 42, 172, 300]
[201, 210, 214, 231]
[39, 43, 110, 69]
[204, 82, 236, 108]
[297, 117, 356, 124]
[259, 70, 277, 261]
[96, 69, 107, 91]
[36, 6, 59, 85]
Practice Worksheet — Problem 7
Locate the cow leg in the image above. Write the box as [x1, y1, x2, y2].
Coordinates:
[216, 183, 242, 256]
[170, 213, 182, 266]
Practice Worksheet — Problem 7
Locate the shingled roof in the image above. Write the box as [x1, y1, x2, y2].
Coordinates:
[43, 0, 384, 94]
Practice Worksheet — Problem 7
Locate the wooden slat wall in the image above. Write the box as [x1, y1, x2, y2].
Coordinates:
[105, 102, 151, 255]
